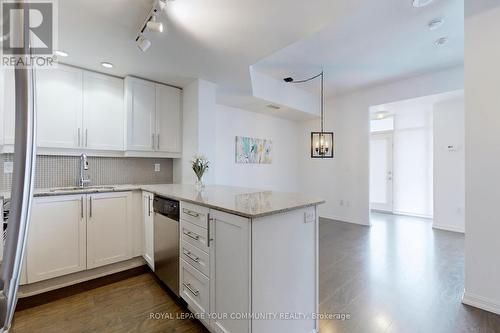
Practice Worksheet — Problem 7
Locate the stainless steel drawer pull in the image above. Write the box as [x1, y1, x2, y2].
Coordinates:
[183, 209, 200, 218]
[183, 283, 199, 297]
[183, 250, 200, 263]
[183, 230, 200, 241]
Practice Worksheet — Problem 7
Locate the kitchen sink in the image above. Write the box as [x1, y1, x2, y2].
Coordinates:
[49, 186, 115, 193]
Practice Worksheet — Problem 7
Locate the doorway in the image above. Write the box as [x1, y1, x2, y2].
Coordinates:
[369, 132, 393, 213]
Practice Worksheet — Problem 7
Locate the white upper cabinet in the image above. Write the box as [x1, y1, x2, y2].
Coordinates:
[36, 65, 83, 149]
[156, 84, 182, 153]
[126, 76, 182, 155]
[1, 68, 15, 146]
[83, 71, 124, 151]
[125, 77, 156, 151]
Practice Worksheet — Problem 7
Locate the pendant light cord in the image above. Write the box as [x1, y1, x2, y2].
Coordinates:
[284, 71, 325, 132]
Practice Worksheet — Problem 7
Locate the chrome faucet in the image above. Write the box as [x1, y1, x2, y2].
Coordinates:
[79, 153, 91, 188]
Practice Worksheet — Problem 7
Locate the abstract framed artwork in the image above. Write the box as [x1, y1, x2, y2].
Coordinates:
[235, 136, 272, 164]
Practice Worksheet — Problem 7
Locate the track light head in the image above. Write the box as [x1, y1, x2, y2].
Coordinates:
[137, 34, 151, 52]
[283, 77, 294, 83]
[146, 15, 163, 33]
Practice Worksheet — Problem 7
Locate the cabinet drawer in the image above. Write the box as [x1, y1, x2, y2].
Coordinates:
[181, 202, 209, 228]
[181, 220, 209, 253]
[180, 259, 209, 322]
[181, 241, 209, 277]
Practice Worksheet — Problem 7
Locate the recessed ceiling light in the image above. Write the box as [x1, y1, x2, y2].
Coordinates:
[55, 50, 68, 57]
[101, 62, 114, 69]
[266, 104, 281, 110]
[434, 37, 448, 46]
[412, 0, 434, 8]
[428, 18, 444, 30]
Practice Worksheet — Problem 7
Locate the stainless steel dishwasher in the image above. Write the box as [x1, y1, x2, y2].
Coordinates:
[153, 196, 180, 296]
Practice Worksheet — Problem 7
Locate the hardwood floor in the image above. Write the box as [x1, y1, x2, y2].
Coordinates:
[319, 213, 500, 333]
[11, 212, 500, 333]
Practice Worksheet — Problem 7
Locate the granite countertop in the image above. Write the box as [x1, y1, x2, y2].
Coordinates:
[0, 184, 325, 219]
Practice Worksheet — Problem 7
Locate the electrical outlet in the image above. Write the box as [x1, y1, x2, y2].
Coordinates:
[3, 162, 13, 174]
[154, 163, 161, 172]
[304, 211, 315, 223]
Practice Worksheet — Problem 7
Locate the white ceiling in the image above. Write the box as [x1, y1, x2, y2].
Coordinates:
[254, 0, 464, 98]
[57, 0, 464, 114]
[57, 0, 352, 94]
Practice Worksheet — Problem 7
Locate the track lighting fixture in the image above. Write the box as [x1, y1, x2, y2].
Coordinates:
[135, 0, 168, 52]
[137, 34, 152, 52]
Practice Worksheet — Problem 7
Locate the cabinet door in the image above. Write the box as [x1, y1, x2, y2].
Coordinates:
[87, 192, 133, 269]
[126, 77, 156, 151]
[26, 195, 86, 283]
[1, 68, 15, 145]
[83, 71, 124, 150]
[36, 65, 83, 148]
[156, 84, 182, 153]
[143, 191, 154, 270]
[209, 209, 251, 333]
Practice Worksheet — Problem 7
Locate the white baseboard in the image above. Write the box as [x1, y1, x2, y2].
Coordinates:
[433, 223, 465, 233]
[393, 210, 433, 219]
[320, 215, 370, 226]
[462, 291, 500, 315]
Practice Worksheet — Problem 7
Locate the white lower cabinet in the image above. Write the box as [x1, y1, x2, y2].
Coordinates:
[26, 195, 87, 283]
[180, 258, 210, 326]
[25, 192, 134, 283]
[142, 191, 154, 270]
[87, 192, 133, 269]
[179, 202, 251, 333]
[209, 209, 251, 333]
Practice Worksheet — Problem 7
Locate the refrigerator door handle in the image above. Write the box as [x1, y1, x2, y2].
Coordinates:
[0, 5, 38, 331]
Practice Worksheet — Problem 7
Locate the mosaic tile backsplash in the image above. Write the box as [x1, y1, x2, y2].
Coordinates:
[0, 154, 173, 192]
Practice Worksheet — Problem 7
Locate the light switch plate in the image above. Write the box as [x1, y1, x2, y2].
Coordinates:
[154, 163, 160, 172]
[4, 162, 13, 174]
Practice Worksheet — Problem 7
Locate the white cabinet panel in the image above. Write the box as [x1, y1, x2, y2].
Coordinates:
[209, 209, 251, 333]
[87, 192, 133, 269]
[83, 71, 124, 151]
[156, 84, 182, 153]
[143, 191, 154, 270]
[26, 195, 86, 283]
[1, 68, 15, 145]
[36, 65, 83, 148]
[126, 77, 156, 151]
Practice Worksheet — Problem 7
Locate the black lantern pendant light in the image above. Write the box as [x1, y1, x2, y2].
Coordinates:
[284, 71, 334, 159]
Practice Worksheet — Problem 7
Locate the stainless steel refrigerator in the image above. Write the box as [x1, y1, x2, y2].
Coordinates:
[0, 1, 37, 331]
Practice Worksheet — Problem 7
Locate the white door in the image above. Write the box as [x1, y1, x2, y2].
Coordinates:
[83, 71, 125, 151]
[36, 65, 83, 148]
[87, 192, 133, 269]
[156, 84, 182, 153]
[26, 195, 87, 283]
[370, 132, 393, 212]
[209, 209, 251, 333]
[143, 191, 154, 270]
[126, 77, 156, 151]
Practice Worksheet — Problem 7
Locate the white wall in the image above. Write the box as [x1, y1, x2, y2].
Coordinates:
[463, 6, 500, 315]
[173, 79, 217, 185]
[214, 105, 301, 192]
[433, 96, 465, 233]
[299, 66, 464, 225]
